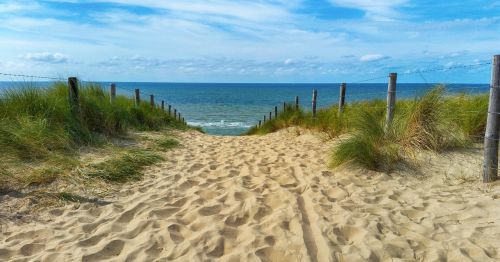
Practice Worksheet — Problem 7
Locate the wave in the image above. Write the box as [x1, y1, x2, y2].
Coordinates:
[188, 120, 253, 128]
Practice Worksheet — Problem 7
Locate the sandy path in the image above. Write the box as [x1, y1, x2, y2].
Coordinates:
[1, 129, 500, 261]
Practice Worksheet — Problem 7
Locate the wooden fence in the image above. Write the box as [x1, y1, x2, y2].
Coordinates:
[255, 55, 500, 183]
[67, 77, 187, 125]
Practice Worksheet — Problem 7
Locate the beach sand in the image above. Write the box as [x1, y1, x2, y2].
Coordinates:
[1, 128, 500, 261]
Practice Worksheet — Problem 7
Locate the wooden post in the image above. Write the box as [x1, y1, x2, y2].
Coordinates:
[110, 83, 116, 103]
[312, 90, 317, 118]
[178, 113, 181, 121]
[483, 55, 500, 183]
[150, 95, 155, 108]
[269, 112, 272, 121]
[134, 89, 140, 106]
[259, 120, 262, 127]
[161, 100, 165, 110]
[283, 102, 287, 112]
[174, 109, 177, 119]
[385, 73, 397, 129]
[295, 96, 299, 110]
[68, 77, 80, 117]
[168, 105, 172, 115]
[275, 106, 278, 118]
[264, 115, 266, 123]
[339, 83, 346, 114]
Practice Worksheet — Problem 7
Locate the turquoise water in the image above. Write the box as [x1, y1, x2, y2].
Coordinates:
[0, 82, 489, 135]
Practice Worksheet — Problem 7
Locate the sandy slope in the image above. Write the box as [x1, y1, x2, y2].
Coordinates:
[1, 129, 500, 261]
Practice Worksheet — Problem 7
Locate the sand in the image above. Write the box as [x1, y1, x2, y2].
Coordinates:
[1, 128, 500, 261]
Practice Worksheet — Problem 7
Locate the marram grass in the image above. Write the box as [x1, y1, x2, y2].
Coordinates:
[83, 149, 164, 183]
[0, 81, 188, 192]
[247, 85, 488, 171]
[331, 111, 401, 171]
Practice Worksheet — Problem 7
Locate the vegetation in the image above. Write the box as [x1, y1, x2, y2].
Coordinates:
[157, 137, 181, 150]
[83, 149, 164, 182]
[247, 86, 488, 171]
[0, 81, 189, 195]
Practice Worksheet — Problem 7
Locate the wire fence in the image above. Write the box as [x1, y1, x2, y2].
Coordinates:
[256, 61, 492, 124]
[0, 74, 186, 123]
[1, 57, 499, 182]
[254, 56, 499, 183]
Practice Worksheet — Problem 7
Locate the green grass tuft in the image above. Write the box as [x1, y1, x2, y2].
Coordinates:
[331, 111, 401, 171]
[157, 138, 180, 150]
[397, 86, 467, 151]
[84, 149, 163, 182]
[246, 85, 488, 171]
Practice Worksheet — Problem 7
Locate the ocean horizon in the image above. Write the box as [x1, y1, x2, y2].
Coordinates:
[0, 81, 489, 135]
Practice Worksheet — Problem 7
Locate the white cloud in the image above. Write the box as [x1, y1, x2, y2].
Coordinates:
[0, 0, 497, 83]
[328, 0, 408, 21]
[89, 0, 296, 22]
[359, 54, 389, 62]
[22, 52, 69, 63]
[0, 1, 41, 14]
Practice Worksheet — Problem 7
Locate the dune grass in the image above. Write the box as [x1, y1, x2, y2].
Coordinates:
[331, 111, 401, 171]
[247, 86, 488, 171]
[83, 149, 164, 182]
[0, 81, 189, 193]
[157, 137, 180, 150]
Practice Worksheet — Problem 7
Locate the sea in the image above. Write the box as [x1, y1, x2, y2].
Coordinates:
[0, 82, 489, 136]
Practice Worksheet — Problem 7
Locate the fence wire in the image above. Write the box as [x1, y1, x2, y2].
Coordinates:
[0, 73, 186, 121]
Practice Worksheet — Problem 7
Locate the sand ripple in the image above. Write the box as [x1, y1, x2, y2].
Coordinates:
[1, 129, 500, 261]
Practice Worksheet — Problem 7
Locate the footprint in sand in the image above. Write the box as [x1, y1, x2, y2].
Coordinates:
[82, 240, 125, 262]
[168, 224, 185, 244]
[332, 225, 367, 245]
[78, 233, 109, 247]
[20, 243, 45, 256]
[171, 197, 188, 208]
[198, 204, 222, 216]
[188, 163, 204, 173]
[264, 235, 276, 246]
[225, 213, 249, 227]
[256, 247, 295, 262]
[150, 207, 179, 219]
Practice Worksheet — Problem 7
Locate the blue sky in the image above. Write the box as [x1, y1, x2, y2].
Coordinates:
[0, 0, 498, 83]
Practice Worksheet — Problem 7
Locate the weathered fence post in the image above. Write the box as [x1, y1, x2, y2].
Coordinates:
[68, 77, 80, 117]
[269, 112, 272, 121]
[312, 90, 317, 118]
[168, 105, 172, 116]
[295, 96, 299, 110]
[264, 115, 266, 123]
[161, 100, 165, 110]
[134, 89, 140, 106]
[259, 120, 262, 127]
[283, 102, 286, 112]
[150, 95, 155, 108]
[174, 109, 177, 119]
[275, 106, 278, 118]
[178, 113, 181, 121]
[339, 83, 346, 114]
[483, 55, 500, 183]
[385, 73, 397, 129]
[110, 83, 116, 103]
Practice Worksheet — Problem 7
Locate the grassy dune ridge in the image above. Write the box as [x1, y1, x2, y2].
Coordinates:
[0, 82, 190, 195]
[247, 86, 488, 171]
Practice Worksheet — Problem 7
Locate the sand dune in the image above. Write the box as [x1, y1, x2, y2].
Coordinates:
[1, 129, 500, 261]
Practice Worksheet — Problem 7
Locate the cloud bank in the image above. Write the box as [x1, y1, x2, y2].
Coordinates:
[0, 0, 497, 83]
